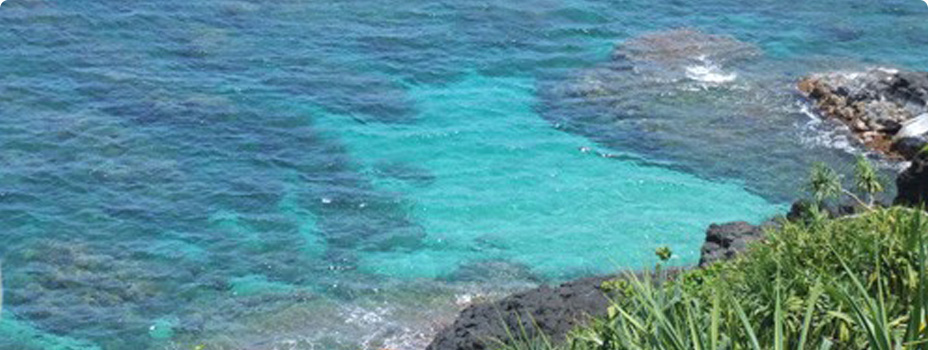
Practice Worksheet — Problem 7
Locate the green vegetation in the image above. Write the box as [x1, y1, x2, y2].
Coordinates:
[807, 162, 843, 204]
[500, 159, 928, 350]
[501, 207, 928, 350]
[655, 247, 673, 263]
[853, 156, 884, 208]
[806, 156, 884, 212]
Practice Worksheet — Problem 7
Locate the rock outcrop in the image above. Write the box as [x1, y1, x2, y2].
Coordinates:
[426, 275, 616, 350]
[698, 221, 767, 267]
[786, 200, 862, 222]
[798, 69, 928, 208]
[893, 135, 928, 160]
[429, 222, 761, 350]
[895, 154, 928, 207]
[798, 69, 928, 159]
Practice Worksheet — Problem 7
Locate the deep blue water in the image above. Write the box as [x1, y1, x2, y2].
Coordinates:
[0, 1, 926, 349]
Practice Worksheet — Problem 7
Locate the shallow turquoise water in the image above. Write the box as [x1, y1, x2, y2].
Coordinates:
[316, 75, 776, 279]
[0, 0, 926, 349]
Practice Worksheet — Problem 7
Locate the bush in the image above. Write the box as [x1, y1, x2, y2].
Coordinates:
[500, 207, 928, 350]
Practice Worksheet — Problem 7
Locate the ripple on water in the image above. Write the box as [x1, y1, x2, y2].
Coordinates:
[1, 0, 927, 348]
[312, 74, 781, 281]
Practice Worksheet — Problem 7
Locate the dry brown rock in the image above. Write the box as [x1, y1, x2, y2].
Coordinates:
[798, 69, 928, 159]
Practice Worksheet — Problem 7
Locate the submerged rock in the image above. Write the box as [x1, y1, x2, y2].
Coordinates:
[798, 69, 928, 159]
[373, 160, 437, 186]
[540, 27, 858, 202]
[614, 28, 761, 68]
[2, 240, 168, 347]
[444, 260, 542, 284]
[602, 28, 761, 86]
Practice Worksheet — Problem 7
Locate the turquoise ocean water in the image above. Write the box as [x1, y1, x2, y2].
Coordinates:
[0, 0, 926, 349]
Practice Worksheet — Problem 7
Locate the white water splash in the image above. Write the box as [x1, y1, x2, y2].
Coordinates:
[797, 103, 859, 155]
[338, 304, 444, 350]
[684, 56, 737, 84]
[796, 102, 907, 171]
[685, 64, 737, 84]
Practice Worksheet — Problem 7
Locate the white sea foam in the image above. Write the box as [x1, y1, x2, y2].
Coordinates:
[334, 302, 448, 350]
[876, 67, 899, 75]
[685, 64, 737, 84]
[342, 306, 388, 326]
[797, 103, 859, 155]
[795, 103, 905, 171]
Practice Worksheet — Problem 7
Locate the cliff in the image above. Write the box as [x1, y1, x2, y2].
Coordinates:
[426, 223, 762, 350]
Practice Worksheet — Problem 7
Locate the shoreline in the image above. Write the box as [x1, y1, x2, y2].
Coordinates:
[798, 69, 928, 160]
[429, 67, 928, 349]
[426, 221, 766, 350]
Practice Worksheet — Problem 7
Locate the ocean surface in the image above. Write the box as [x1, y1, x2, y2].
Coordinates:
[0, 0, 926, 349]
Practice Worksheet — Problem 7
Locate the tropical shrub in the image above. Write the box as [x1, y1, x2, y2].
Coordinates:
[500, 207, 928, 350]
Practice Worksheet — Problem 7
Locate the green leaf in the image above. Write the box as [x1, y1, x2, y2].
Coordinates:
[775, 271, 784, 350]
[710, 285, 720, 350]
[807, 162, 842, 203]
[730, 292, 762, 350]
[854, 155, 884, 200]
[799, 281, 825, 350]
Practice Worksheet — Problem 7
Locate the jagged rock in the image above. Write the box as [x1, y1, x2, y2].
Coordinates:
[889, 73, 928, 114]
[786, 200, 861, 222]
[786, 200, 814, 221]
[698, 222, 767, 267]
[431, 219, 766, 350]
[798, 69, 928, 159]
[892, 136, 928, 160]
[426, 275, 617, 350]
[896, 154, 928, 207]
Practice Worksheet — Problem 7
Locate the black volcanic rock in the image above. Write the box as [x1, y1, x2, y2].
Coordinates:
[892, 136, 928, 160]
[429, 220, 768, 350]
[426, 275, 616, 350]
[896, 154, 928, 207]
[889, 72, 928, 111]
[786, 200, 862, 222]
[698, 221, 767, 267]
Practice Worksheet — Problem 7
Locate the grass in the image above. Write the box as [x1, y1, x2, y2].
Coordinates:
[498, 207, 928, 350]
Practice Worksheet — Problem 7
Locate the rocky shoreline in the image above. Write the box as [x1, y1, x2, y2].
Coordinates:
[798, 69, 928, 159]
[426, 223, 758, 350]
[427, 69, 928, 350]
[427, 190, 928, 349]
[427, 274, 616, 350]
